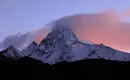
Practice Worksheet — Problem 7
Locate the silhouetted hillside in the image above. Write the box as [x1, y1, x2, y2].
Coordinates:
[0, 53, 15, 66]
[0, 55, 130, 79]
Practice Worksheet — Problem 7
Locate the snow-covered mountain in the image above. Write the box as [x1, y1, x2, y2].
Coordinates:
[21, 26, 130, 64]
[22, 41, 38, 56]
[0, 23, 52, 51]
[0, 45, 24, 59]
[1, 25, 130, 64]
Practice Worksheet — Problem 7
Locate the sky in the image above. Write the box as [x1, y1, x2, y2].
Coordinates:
[0, 0, 130, 41]
[1, 0, 130, 52]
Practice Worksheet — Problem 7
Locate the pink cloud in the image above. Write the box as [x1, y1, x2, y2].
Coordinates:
[121, 8, 130, 18]
[34, 10, 130, 52]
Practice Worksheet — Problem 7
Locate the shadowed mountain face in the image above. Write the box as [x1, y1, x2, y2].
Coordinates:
[0, 55, 130, 79]
[0, 53, 15, 66]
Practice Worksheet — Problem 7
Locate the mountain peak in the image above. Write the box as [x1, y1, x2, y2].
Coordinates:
[1, 45, 24, 59]
[8, 45, 15, 49]
[28, 25, 130, 64]
[3, 25, 130, 65]
[29, 26, 93, 64]
[32, 41, 38, 45]
[22, 41, 39, 56]
[6, 45, 19, 52]
[28, 41, 38, 47]
[40, 26, 78, 45]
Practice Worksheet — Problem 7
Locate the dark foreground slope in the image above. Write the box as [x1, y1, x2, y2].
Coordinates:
[0, 55, 130, 80]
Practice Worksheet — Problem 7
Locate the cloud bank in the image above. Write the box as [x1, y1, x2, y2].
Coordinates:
[1, 9, 130, 52]
[35, 10, 130, 52]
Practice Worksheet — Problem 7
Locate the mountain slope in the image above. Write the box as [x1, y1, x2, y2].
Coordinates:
[22, 41, 38, 56]
[1, 26, 130, 64]
[0, 45, 24, 59]
[28, 26, 94, 64]
[22, 26, 130, 64]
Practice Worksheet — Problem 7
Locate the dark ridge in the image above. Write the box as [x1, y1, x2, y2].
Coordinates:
[16, 56, 49, 66]
[0, 55, 130, 79]
[0, 53, 15, 66]
[32, 41, 38, 45]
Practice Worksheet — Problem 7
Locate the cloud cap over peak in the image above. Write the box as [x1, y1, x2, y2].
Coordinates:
[43, 11, 130, 52]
